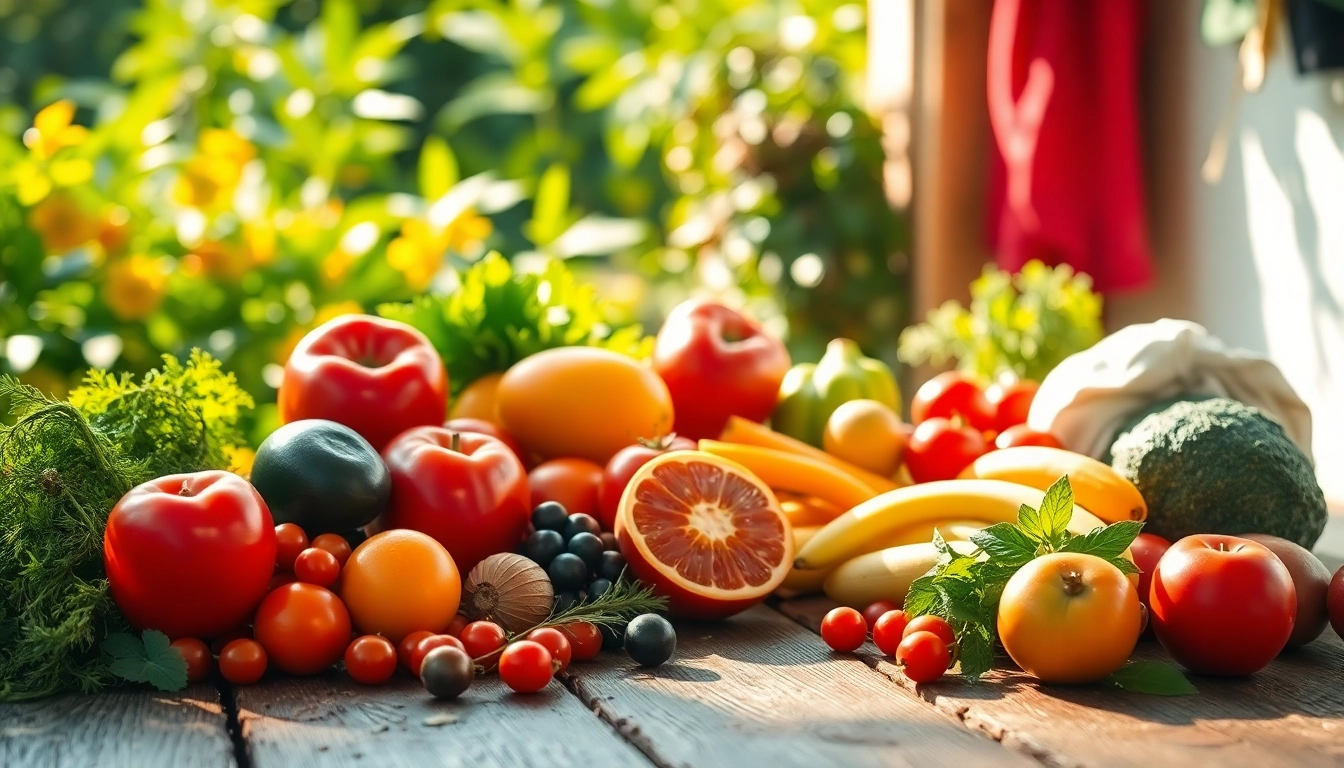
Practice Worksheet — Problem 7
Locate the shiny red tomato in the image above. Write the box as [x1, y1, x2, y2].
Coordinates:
[597, 435, 697, 530]
[447, 614, 471, 638]
[994, 424, 1063, 450]
[171, 638, 212, 683]
[398, 630, 436, 672]
[310, 533, 352, 566]
[528, 458, 604, 516]
[294, 547, 340, 588]
[820, 607, 867, 652]
[562, 622, 603, 661]
[1150, 535, 1296, 676]
[219, 639, 267, 685]
[274, 523, 309, 572]
[459, 621, 508, 670]
[104, 471, 276, 640]
[380, 427, 530, 573]
[345, 635, 398, 685]
[904, 418, 989, 483]
[253, 583, 352, 676]
[652, 300, 791, 440]
[896, 631, 949, 683]
[902, 615, 955, 647]
[984, 379, 1039, 432]
[410, 635, 466, 677]
[279, 314, 447, 451]
[525, 627, 574, 673]
[1129, 532, 1172, 612]
[445, 417, 529, 467]
[910, 372, 993, 430]
[498, 640, 554, 693]
[861, 600, 900, 630]
[872, 611, 909, 656]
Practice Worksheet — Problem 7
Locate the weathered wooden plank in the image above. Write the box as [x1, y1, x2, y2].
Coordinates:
[779, 596, 1344, 768]
[562, 604, 1032, 768]
[0, 685, 234, 768]
[237, 672, 652, 768]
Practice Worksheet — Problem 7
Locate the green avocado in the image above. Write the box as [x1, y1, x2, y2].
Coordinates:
[1108, 398, 1327, 549]
[250, 419, 391, 534]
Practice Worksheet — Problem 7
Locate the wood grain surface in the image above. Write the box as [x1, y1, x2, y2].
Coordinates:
[235, 672, 652, 768]
[562, 604, 1030, 768]
[0, 684, 234, 768]
[778, 596, 1344, 768]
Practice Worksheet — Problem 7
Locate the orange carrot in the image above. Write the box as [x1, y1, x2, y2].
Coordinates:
[718, 416, 904, 493]
[697, 439, 878, 511]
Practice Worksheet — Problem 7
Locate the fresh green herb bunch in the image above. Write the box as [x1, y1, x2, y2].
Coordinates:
[0, 351, 251, 700]
[904, 476, 1195, 696]
[378, 253, 652, 397]
[897, 260, 1103, 383]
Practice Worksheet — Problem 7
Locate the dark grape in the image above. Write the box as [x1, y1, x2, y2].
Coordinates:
[600, 532, 619, 551]
[600, 621, 626, 651]
[554, 591, 581, 612]
[532, 502, 569, 532]
[524, 529, 566, 567]
[598, 551, 627, 582]
[587, 578, 613, 601]
[420, 646, 474, 699]
[548, 553, 588, 592]
[624, 614, 676, 667]
[567, 532, 604, 570]
[563, 513, 602, 541]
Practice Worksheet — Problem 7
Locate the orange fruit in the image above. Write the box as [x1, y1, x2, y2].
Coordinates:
[339, 530, 461, 643]
[496, 347, 674, 465]
[451, 372, 503, 421]
[615, 450, 793, 619]
[823, 399, 907, 477]
[528, 457, 603, 515]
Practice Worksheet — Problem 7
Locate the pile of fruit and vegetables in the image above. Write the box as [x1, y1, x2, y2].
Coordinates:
[2, 257, 1340, 705]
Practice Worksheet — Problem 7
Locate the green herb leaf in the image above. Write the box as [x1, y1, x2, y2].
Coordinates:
[903, 575, 939, 617]
[1016, 503, 1044, 543]
[1062, 520, 1144, 559]
[1108, 557, 1141, 576]
[1037, 476, 1075, 546]
[1105, 660, 1198, 696]
[102, 631, 188, 692]
[970, 523, 1038, 565]
[956, 624, 995, 680]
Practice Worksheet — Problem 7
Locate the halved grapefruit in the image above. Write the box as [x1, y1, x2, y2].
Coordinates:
[615, 450, 793, 619]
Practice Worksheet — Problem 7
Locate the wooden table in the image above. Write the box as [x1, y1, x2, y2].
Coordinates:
[6, 539, 1343, 768]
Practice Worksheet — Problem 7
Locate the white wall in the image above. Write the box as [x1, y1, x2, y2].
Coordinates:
[1114, 3, 1344, 504]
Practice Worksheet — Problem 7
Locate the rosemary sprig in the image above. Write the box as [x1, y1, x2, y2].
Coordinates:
[527, 578, 667, 635]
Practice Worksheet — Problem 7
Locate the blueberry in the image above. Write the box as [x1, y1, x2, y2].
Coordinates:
[624, 614, 676, 667]
[587, 578, 613, 601]
[548, 552, 589, 592]
[598, 551, 627, 582]
[524, 529, 566, 567]
[600, 621, 626, 650]
[567, 532, 605, 571]
[563, 513, 602, 541]
[532, 501, 569, 532]
[554, 591, 581, 612]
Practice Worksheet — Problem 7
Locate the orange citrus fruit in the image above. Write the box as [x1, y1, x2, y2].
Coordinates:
[615, 450, 792, 619]
[450, 372, 503, 421]
[340, 529, 461, 642]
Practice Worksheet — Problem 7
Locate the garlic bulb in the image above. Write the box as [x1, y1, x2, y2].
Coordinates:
[462, 553, 553, 633]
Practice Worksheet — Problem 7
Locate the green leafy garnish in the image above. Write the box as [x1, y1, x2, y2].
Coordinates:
[536, 577, 668, 633]
[1106, 660, 1199, 696]
[378, 252, 652, 396]
[897, 260, 1103, 382]
[904, 476, 1193, 694]
[101, 630, 188, 692]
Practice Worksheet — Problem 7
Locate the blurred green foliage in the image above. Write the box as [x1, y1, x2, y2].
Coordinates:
[0, 0, 908, 444]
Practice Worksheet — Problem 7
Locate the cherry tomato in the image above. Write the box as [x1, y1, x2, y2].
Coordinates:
[984, 379, 1039, 432]
[210, 627, 251, 656]
[563, 622, 603, 661]
[219, 639, 267, 685]
[597, 436, 697, 530]
[1150, 535, 1296, 676]
[861, 600, 900, 630]
[528, 458, 604, 518]
[872, 610, 910, 656]
[896, 631, 950, 683]
[171, 638, 212, 683]
[294, 547, 340, 588]
[499, 640, 554, 693]
[344, 635, 398, 685]
[398, 630, 436, 672]
[904, 418, 989, 483]
[525, 627, 574, 673]
[447, 614, 470, 638]
[910, 372, 993, 429]
[902, 615, 955, 647]
[410, 635, 466, 677]
[311, 533, 353, 566]
[820, 607, 867, 652]
[1129, 532, 1172, 612]
[253, 583, 352, 675]
[275, 523, 309, 572]
[993, 424, 1063, 450]
[460, 621, 508, 670]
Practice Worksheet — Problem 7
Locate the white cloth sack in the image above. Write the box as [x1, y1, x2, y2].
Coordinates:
[1027, 318, 1314, 463]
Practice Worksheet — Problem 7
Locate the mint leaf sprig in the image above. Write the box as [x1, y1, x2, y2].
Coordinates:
[102, 630, 188, 692]
[903, 476, 1194, 695]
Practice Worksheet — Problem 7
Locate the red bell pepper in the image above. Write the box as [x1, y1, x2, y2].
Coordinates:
[380, 427, 530, 573]
[104, 471, 277, 639]
[652, 300, 791, 440]
[279, 315, 447, 451]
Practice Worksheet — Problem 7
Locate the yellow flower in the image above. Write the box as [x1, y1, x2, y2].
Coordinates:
[385, 212, 492, 291]
[386, 233, 441, 291]
[173, 129, 256, 210]
[322, 247, 356, 285]
[448, 211, 493, 253]
[96, 207, 132, 258]
[226, 446, 257, 479]
[104, 254, 169, 321]
[28, 193, 97, 253]
[22, 101, 89, 160]
[187, 240, 250, 282]
[244, 221, 276, 265]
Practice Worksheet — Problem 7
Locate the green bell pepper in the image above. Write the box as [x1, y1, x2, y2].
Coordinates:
[772, 338, 900, 447]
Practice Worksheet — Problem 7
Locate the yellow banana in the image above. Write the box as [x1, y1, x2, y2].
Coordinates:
[794, 479, 1109, 571]
[823, 540, 978, 608]
[776, 521, 984, 597]
[958, 446, 1147, 524]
